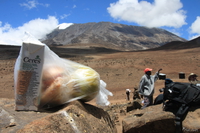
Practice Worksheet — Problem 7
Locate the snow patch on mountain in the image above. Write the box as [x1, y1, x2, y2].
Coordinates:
[58, 23, 74, 30]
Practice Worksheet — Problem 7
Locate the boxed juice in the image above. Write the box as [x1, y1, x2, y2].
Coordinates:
[14, 42, 44, 111]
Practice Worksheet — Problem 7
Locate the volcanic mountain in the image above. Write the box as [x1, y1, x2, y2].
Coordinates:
[42, 22, 186, 51]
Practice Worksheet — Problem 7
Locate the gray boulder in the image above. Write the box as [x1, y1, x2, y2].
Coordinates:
[0, 98, 117, 133]
[17, 101, 117, 133]
[0, 98, 50, 133]
[122, 104, 200, 133]
[1, 98, 200, 133]
[183, 106, 200, 133]
[122, 104, 175, 133]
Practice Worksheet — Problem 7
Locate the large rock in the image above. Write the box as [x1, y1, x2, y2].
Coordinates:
[0, 98, 50, 133]
[0, 107, 16, 129]
[0, 98, 117, 133]
[2, 98, 200, 133]
[122, 104, 176, 133]
[17, 101, 117, 133]
[122, 104, 200, 133]
[126, 99, 142, 112]
[182, 106, 200, 133]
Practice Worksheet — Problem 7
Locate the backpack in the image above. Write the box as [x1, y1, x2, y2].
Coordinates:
[163, 82, 200, 133]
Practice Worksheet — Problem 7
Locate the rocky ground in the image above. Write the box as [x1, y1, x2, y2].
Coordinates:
[0, 44, 200, 132]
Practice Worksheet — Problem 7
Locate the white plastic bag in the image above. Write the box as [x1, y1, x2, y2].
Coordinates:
[96, 80, 113, 106]
[14, 33, 113, 110]
[39, 45, 99, 108]
[39, 45, 113, 108]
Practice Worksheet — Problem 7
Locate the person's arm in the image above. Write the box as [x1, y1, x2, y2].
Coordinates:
[154, 68, 162, 81]
[138, 76, 145, 94]
[157, 68, 162, 75]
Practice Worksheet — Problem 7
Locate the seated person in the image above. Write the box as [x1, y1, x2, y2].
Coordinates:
[188, 73, 199, 85]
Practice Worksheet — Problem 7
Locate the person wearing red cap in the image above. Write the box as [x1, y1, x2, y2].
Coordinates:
[138, 68, 162, 109]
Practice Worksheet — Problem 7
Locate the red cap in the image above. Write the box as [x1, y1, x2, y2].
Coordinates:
[144, 68, 152, 73]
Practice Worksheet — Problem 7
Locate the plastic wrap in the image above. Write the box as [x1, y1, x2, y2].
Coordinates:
[39, 45, 101, 108]
[14, 33, 113, 110]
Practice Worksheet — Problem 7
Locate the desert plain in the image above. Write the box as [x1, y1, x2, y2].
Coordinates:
[0, 43, 199, 104]
[0, 43, 200, 132]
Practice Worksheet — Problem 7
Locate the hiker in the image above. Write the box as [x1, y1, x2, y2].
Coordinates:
[138, 68, 162, 109]
[154, 78, 173, 105]
[126, 89, 131, 101]
[188, 73, 199, 85]
[132, 87, 141, 100]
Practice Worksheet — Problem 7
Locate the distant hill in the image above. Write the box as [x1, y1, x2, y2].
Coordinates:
[1, 36, 199, 59]
[0, 45, 21, 59]
[154, 36, 200, 50]
[42, 22, 186, 51]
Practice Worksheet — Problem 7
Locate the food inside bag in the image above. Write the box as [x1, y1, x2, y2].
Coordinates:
[40, 59, 100, 108]
[14, 33, 113, 111]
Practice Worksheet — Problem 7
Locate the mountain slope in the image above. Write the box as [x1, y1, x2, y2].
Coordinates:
[43, 22, 186, 51]
[154, 36, 200, 50]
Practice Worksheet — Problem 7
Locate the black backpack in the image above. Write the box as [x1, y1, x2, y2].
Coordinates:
[163, 82, 200, 133]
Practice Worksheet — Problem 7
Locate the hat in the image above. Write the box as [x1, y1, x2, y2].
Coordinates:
[144, 68, 152, 73]
[190, 73, 198, 77]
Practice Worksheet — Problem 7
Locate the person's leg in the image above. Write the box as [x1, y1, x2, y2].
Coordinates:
[149, 95, 153, 105]
[142, 95, 154, 109]
[128, 94, 130, 101]
[126, 92, 130, 101]
[141, 96, 150, 109]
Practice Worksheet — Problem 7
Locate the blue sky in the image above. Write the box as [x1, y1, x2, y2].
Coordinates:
[0, 0, 200, 45]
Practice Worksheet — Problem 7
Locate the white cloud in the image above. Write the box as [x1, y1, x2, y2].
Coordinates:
[107, 0, 187, 28]
[73, 5, 77, 8]
[42, 3, 50, 8]
[189, 35, 200, 40]
[84, 8, 90, 11]
[20, 0, 49, 9]
[20, 0, 38, 9]
[189, 16, 200, 34]
[0, 16, 58, 45]
[60, 14, 71, 19]
[188, 16, 200, 40]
